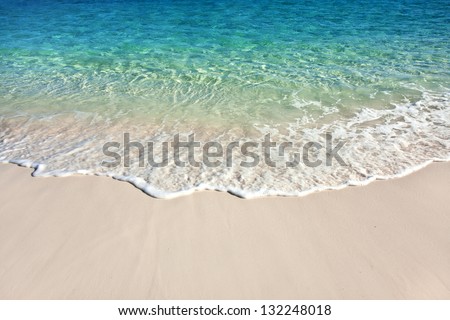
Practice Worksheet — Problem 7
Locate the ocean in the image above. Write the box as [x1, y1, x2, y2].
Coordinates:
[0, 0, 449, 198]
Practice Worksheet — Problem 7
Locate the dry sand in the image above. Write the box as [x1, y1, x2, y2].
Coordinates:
[0, 162, 449, 299]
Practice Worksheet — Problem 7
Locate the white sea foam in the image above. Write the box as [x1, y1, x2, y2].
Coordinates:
[1, 91, 449, 199]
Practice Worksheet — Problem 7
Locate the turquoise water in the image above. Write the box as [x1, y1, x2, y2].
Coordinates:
[0, 0, 449, 198]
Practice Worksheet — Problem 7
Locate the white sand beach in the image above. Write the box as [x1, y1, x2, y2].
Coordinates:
[0, 162, 449, 299]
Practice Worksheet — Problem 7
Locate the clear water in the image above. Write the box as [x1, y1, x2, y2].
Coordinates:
[0, 0, 449, 198]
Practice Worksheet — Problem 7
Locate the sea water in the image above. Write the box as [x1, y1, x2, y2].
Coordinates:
[0, 0, 449, 198]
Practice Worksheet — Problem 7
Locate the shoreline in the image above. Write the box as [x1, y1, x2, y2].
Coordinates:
[0, 162, 449, 299]
[3, 157, 449, 199]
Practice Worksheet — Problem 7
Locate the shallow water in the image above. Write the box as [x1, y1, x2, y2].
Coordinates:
[0, 0, 449, 198]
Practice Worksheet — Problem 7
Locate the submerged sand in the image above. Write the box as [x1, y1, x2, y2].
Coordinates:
[0, 162, 449, 299]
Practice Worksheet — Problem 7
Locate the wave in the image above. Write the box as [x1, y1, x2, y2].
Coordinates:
[1, 91, 449, 199]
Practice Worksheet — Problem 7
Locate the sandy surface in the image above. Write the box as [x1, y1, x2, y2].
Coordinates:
[0, 162, 449, 299]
